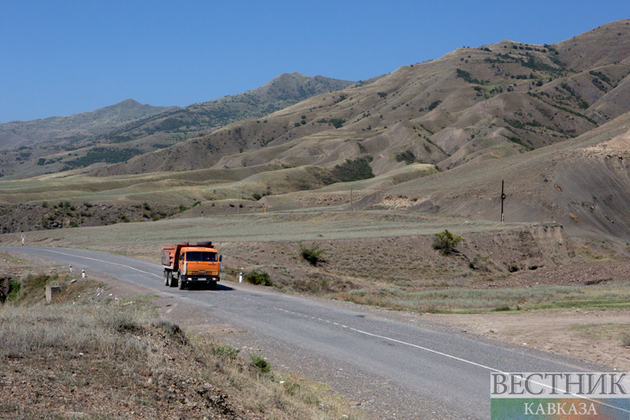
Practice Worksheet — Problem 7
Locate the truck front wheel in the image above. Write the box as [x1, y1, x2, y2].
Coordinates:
[177, 272, 184, 290]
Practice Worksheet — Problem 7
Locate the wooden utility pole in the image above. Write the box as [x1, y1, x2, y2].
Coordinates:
[350, 186, 354, 212]
[500, 180, 506, 223]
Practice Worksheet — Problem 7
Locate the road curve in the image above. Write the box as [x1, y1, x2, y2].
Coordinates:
[2, 246, 598, 419]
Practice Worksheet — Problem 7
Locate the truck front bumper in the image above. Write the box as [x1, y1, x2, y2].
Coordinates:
[181, 276, 219, 283]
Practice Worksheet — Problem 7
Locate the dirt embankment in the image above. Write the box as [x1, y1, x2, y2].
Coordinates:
[218, 223, 577, 294]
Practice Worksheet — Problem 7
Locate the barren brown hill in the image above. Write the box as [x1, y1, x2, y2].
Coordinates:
[374, 110, 630, 241]
[96, 20, 630, 177]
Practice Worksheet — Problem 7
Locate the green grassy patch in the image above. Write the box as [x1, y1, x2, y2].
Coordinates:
[336, 282, 630, 313]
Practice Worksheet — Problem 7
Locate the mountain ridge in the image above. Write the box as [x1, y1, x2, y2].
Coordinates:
[0, 73, 355, 179]
[1, 19, 630, 241]
[0, 99, 177, 150]
[94, 20, 630, 179]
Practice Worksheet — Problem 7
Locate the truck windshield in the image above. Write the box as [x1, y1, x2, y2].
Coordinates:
[185, 251, 218, 262]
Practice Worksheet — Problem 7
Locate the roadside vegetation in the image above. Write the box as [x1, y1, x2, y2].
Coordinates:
[334, 282, 630, 314]
[299, 242, 325, 266]
[0, 268, 359, 419]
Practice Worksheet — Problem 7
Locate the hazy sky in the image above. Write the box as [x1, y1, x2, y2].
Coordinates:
[1, 0, 628, 123]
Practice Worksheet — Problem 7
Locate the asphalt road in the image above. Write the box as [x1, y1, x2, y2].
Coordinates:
[3, 246, 597, 419]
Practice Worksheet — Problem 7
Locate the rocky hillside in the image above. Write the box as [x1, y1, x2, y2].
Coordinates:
[0, 73, 353, 180]
[0, 99, 177, 150]
[96, 20, 630, 178]
[96, 72, 356, 144]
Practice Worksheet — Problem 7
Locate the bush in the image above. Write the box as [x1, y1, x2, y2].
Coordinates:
[7, 280, 21, 301]
[395, 150, 416, 165]
[250, 354, 271, 373]
[329, 118, 345, 129]
[299, 243, 324, 266]
[330, 157, 375, 182]
[432, 230, 463, 255]
[428, 100, 442, 111]
[212, 344, 240, 360]
[244, 270, 273, 286]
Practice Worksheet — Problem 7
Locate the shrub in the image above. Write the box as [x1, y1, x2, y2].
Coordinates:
[212, 344, 240, 360]
[152, 320, 188, 344]
[395, 150, 416, 164]
[428, 100, 442, 111]
[299, 243, 324, 266]
[7, 280, 21, 301]
[331, 157, 375, 182]
[432, 230, 463, 255]
[329, 118, 345, 129]
[244, 270, 273, 286]
[250, 354, 271, 373]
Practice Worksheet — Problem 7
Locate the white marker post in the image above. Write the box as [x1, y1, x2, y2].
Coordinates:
[21, 233, 25, 246]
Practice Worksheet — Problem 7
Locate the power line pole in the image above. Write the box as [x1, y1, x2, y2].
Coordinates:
[500, 180, 506, 223]
[350, 186, 354, 212]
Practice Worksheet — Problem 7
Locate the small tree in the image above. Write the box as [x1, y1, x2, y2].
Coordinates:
[432, 230, 463, 255]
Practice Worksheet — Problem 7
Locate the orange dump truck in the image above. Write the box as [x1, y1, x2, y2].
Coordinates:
[161, 242, 222, 290]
